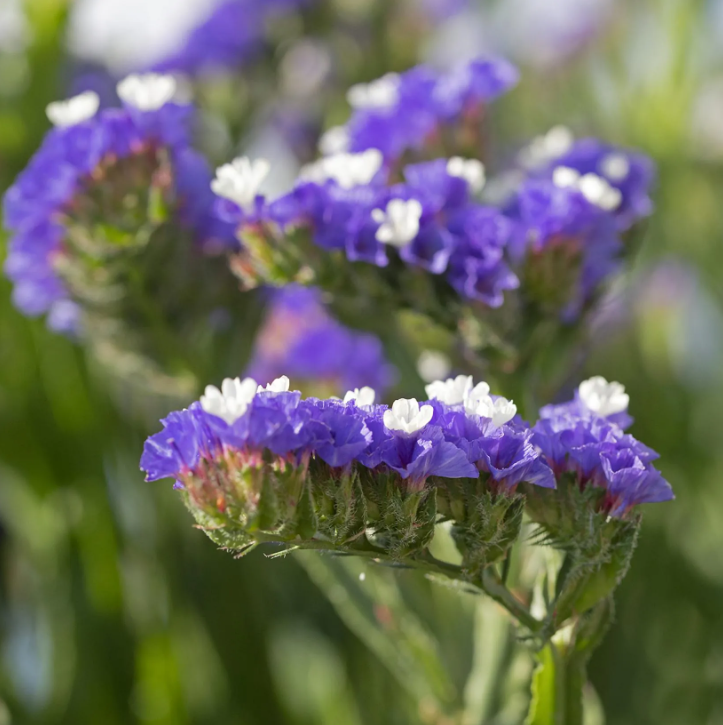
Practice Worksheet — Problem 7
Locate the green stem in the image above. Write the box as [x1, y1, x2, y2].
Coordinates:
[259, 535, 543, 636]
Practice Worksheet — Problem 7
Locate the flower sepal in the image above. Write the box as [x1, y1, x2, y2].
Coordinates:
[437, 475, 525, 571]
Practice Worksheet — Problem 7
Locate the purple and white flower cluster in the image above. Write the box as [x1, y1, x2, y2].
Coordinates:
[211, 59, 654, 315]
[3, 74, 236, 334]
[141, 373, 672, 519]
[246, 285, 396, 396]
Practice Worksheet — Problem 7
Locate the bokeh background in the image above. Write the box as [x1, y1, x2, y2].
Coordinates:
[1, 0, 722, 723]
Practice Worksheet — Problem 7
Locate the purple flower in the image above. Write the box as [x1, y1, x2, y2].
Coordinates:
[532, 396, 673, 517]
[246, 286, 396, 396]
[3, 84, 236, 333]
[346, 58, 518, 161]
[546, 138, 655, 231]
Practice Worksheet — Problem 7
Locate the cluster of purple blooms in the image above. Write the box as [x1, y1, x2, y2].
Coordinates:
[3, 76, 237, 334]
[246, 285, 396, 395]
[152, 0, 315, 76]
[141, 373, 673, 519]
[339, 57, 520, 161]
[211, 58, 654, 314]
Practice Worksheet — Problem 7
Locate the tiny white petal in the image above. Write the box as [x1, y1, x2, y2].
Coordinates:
[344, 387, 376, 407]
[463, 381, 491, 414]
[544, 125, 574, 158]
[578, 376, 629, 417]
[200, 377, 257, 425]
[425, 375, 473, 406]
[383, 398, 433, 434]
[319, 125, 349, 155]
[46, 91, 100, 127]
[600, 153, 630, 182]
[373, 198, 422, 247]
[259, 375, 291, 393]
[579, 173, 622, 211]
[212, 156, 270, 211]
[553, 166, 581, 189]
[469, 394, 517, 428]
[117, 73, 177, 111]
[446, 157, 486, 193]
[301, 149, 382, 190]
[347, 73, 400, 109]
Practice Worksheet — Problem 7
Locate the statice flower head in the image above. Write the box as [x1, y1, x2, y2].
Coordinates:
[3, 76, 237, 335]
[544, 138, 655, 231]
[508, 174, 622, 318]
[246, 286, 396, 397]
[532, 378, 673, 518]
[345, 57, 519, 161]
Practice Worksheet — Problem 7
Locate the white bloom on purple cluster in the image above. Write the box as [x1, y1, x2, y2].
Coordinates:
[200, 377, 258, 425]
[447, 157, 486, 193]
[463, 381, 491, 411]
[258, 375, 291, 393]
[46, 91, 100, 127]
[319, 125, 350, 155]
[599, 153, 631, 182]
[552, 166, 622, 211]
[578, 376, 629, 417]
[347, 73, 400, 110]
[212, 156, 270, 211]
[344, 387, 376, 407]
[426, 375, 473, 406]
[301, 149, 383, 189]
[520, 125, 575, 168]
[372, 199, 423, 247]
[383, 398, 434, 434]
[117, 73, 178, 111]
[462, 381, 517, 428]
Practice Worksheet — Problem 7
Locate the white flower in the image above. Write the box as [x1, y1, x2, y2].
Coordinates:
[211, 157, 270, 211]
[520, 125, 574, 168]
[372, 199, 423, 247]
[319, 125, 349, 155]
[417, 350, 451, 383]
[343, 387, 376, 407]
[446, 157, 486, 193]
[578, 376, 629, 417]
[383, 398, 434, 435]
[468, 394, 517, 428]
[258, 376, 291, 393]
[552, 166, 581, 189]
[600, 153, 630, 182]
[578, 173, 622, 211]
[347, 73, 400, 109]
[117, 73, 177, 111]
[463, 381, 491, 414]
[425, 375, 473, 406]
[46, 91, 100, 127]
[552, 167, 622, 211]
[200, 377, 257, 425]
[301, 150, 383, 190]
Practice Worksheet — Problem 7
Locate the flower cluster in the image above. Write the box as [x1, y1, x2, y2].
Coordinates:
[338, 57, 519, 162]
[222, 152, 519, 308]
[532, 376, 673, 517]
[141, 373, 671, 558]
[246, 285, 396, 396]
[213, 62, 654, 322]
[3, 74, 236, 334]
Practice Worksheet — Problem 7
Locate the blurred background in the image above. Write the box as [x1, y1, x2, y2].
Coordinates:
[1, 0, 723, 723]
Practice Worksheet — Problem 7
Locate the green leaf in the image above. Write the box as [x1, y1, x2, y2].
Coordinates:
[526, 645, 559, 725]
